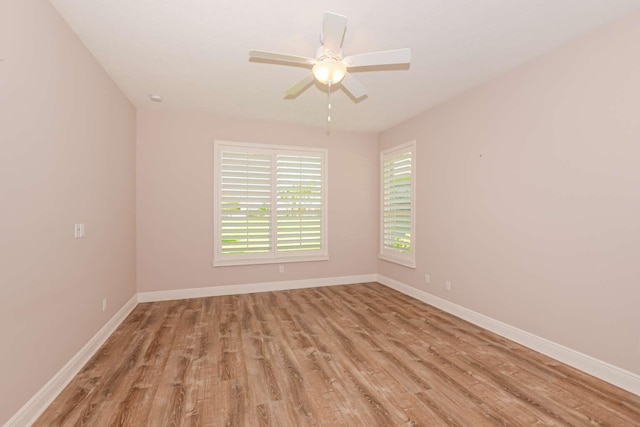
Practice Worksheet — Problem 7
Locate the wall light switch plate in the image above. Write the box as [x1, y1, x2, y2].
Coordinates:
[74, 223, 85, 238]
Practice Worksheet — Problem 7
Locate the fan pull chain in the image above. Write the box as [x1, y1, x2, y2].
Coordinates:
[326, 82, 332, 135]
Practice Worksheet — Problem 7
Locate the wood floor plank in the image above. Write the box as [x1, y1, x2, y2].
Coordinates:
[34, 283, 640, 426]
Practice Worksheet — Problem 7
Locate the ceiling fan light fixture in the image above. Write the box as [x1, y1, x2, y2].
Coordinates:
[250, 12, 410, 99]
[312, 58, 346, 85]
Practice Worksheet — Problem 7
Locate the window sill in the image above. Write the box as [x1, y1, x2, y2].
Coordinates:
[378, 253, 416, 269]
[213, 255, 329, 267]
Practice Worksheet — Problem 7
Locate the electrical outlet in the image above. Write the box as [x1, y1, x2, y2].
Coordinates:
[424, 274, 430, 284]
[278, 265, 284, 273]
[102, 298, 107, 312]
[445, 280, 451, 291]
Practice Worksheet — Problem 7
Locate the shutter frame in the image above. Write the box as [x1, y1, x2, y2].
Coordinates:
[214, 141, 328, 266]
[379, 141, 416, 268]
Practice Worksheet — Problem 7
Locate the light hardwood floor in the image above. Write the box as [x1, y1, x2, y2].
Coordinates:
[35, 283, 640, 426]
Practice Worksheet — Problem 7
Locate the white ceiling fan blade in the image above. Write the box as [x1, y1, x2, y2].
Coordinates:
[343, 48, 411, 68]
[340, 73, 367, 99]
[322, 12, 347, 54]
[249, 49, 316, 66]
[284, 73, 315, 96]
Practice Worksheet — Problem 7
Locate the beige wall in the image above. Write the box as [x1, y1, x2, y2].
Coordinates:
[378, 12, 640, 374]
[0, 0, 137, 423]
[136, 110, 378, 292]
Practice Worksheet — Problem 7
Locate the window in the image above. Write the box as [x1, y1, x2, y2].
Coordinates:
[380, 141, 415, 268]
[213, 141, 328, 266]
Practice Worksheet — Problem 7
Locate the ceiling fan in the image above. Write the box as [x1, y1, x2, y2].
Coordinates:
[249, 12, 411, 99]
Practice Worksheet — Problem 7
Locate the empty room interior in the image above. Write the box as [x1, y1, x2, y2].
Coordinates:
[3, 0, 640, 425]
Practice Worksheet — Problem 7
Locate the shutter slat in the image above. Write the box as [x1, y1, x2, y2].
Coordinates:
[382, 147, 413, 257]
[219, 150, 272, 254]
[276, 153, 324, 252]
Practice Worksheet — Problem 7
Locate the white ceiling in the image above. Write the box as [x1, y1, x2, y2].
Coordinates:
[49, 0, 640, 133]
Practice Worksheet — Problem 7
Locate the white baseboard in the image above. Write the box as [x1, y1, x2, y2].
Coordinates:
[4, 294, 139, 427]
[138, 274, 378, 303]
[377, 275, 640, 396]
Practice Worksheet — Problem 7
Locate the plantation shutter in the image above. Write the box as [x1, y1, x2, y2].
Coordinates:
[219, 150, 272, 254]
[214, 141, 328, 266]
[381, 142, 415, 266]
[276, 153, 323, 252]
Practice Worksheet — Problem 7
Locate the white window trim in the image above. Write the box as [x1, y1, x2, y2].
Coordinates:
[213, 140, 329, 267]
[379, 140, 416, 268]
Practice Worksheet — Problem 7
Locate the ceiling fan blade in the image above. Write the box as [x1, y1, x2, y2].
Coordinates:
[322, 12, 347, 54]
[284, 73, 315, 96]
[340, 73, 367, 99]
[249, 49, 316, 66]
[343, 48, 411, 68]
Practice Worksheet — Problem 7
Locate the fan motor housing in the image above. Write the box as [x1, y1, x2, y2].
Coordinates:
[317, 46, 343, 61]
